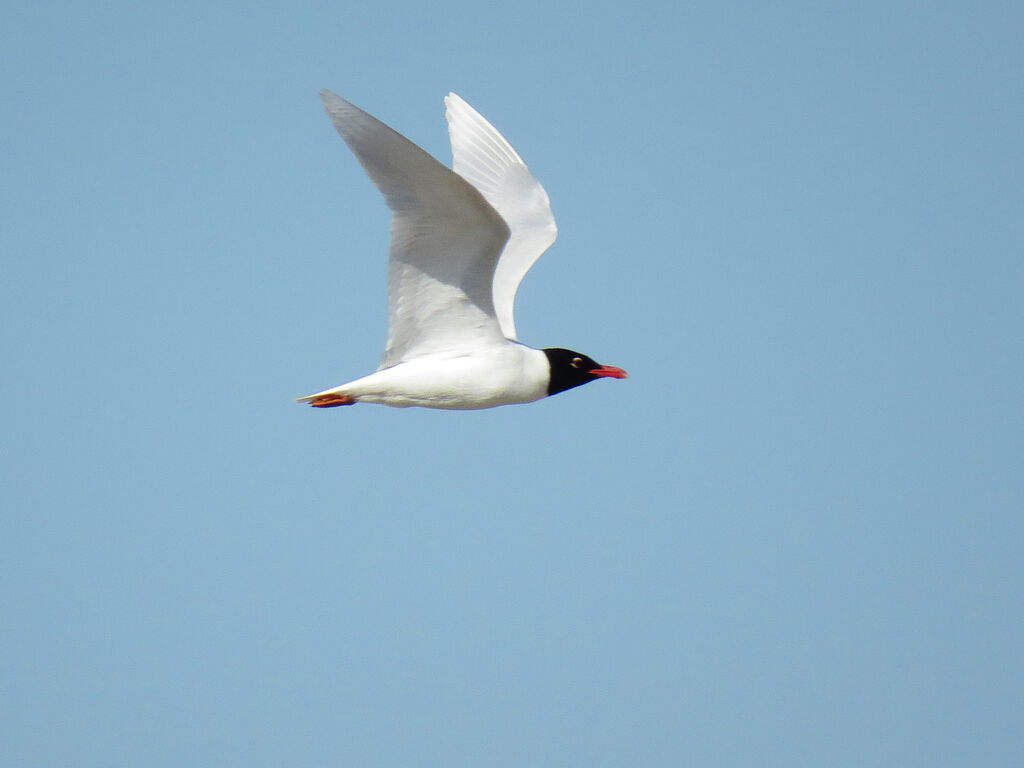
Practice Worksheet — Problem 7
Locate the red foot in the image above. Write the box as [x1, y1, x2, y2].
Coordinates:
[310, 394, 355, 408]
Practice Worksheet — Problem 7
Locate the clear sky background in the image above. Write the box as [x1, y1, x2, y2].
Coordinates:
[3, 1, 1022, 765]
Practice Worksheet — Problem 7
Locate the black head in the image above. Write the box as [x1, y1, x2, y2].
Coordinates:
[543, 348, 628, 397]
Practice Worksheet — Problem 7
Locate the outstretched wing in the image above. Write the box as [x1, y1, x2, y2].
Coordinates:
[320, 90, 511, 367]
[445, 93, 558, 341]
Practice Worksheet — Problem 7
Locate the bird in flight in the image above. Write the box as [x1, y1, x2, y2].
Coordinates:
[298, 90, 627, 410]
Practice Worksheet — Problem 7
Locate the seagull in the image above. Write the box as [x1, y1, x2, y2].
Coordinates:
[297, 90, 627, 410]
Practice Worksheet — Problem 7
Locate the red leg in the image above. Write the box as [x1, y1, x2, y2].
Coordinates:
[309, 394, 356, 407]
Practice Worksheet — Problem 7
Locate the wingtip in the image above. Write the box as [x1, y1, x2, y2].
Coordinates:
[319, 88, 343, 106]
[444, 92, 472, 117]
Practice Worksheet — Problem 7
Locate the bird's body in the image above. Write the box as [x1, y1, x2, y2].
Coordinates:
[298, 91, 626, 410]
[303, 344, 550, 410]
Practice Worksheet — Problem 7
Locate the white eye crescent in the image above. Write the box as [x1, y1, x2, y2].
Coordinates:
[570, 357, 584, 369]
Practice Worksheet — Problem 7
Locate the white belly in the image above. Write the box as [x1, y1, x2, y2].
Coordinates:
[325, 345, 550, 410]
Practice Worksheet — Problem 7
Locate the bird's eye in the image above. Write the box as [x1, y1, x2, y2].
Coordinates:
[570, 357, 584, 369]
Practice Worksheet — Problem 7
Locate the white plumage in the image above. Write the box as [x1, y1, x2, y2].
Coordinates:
[298, 91, 625, 410]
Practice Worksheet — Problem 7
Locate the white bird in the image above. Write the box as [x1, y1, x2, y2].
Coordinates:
[297, 90, 627, 410]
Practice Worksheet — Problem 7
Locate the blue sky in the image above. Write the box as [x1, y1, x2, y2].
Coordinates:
[3, 1, 1022, 765]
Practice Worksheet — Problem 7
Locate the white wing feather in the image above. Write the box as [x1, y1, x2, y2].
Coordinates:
[444, 93, 558, 341]
[320, 90, 511, 367]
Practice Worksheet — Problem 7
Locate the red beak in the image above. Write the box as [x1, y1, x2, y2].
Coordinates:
[589, 365, 629, 379]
